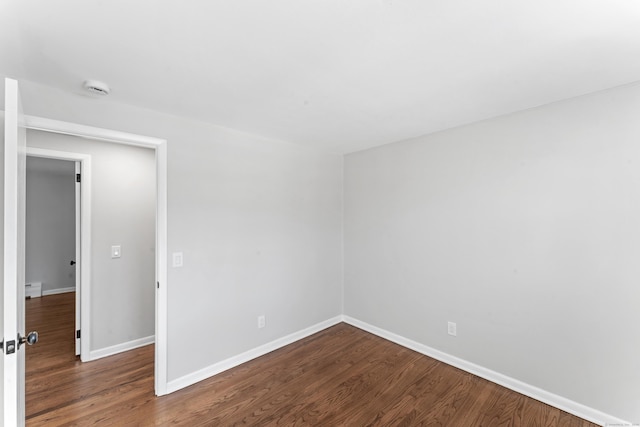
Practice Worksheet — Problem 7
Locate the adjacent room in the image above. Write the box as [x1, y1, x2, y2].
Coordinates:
[1, 1, 639, 425]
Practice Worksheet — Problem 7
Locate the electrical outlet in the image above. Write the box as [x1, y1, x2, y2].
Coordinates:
[448, 321, 457, 336]
[258, 315, 266, 329]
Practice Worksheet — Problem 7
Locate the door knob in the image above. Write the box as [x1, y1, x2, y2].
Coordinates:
[70, 260, 76, 266]
[18, 331, 38, 349]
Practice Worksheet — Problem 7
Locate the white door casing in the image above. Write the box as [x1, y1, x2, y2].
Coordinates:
[74, 161, 81, 356]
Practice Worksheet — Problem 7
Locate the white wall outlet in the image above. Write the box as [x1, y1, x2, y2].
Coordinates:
[258, 315, 266, 329]
[172, 252, 183, 268]
[448, 321, 457, 336]
[111, 245, 121, 258]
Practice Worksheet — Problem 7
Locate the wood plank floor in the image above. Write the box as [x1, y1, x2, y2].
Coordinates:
[26, 293, 597, 426]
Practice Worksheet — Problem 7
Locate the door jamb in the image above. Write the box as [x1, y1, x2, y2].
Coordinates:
[23, 116, 168, 396]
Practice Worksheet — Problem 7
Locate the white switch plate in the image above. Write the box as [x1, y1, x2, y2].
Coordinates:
[172, 252, 184, 268]
[111, 245, 121, 258]
[258, 315, 265, 329]
[448, 321, 457, 336]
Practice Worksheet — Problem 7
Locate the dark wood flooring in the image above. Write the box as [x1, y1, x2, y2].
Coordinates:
[26, 293, 597, 426]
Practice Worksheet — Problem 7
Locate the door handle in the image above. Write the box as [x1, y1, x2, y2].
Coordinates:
[18, 331, 39, 349]
[70, 260, 76, 266]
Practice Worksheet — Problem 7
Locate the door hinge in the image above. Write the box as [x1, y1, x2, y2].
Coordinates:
[157, 281, 160, 289]
[76, 173, 81, 183]
[76, 330, 81, 339]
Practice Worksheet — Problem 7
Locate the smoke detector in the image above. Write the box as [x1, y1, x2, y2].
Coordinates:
[83, 80, 110, 96]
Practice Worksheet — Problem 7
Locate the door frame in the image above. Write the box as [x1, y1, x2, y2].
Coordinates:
[74, 161, 81, 356]
[26, 148, 90, 359]
[23, 115, 168, 396]
[3, 77, 27, 427]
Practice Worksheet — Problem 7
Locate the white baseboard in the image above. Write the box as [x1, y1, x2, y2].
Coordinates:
[89, 335, 155, 361]
[166, 316, 343, 394]
[342, 316, 629, 427]
[42, 287, 75, 296]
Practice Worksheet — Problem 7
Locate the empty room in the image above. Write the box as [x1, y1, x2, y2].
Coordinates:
[1, 1, 639, 426]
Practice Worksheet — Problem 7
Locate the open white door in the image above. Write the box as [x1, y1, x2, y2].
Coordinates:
[3, 78, 29, 426]
[74, 161, 81, 355]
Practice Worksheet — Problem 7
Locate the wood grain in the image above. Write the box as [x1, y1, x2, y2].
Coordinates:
[26, 293, 598, 426]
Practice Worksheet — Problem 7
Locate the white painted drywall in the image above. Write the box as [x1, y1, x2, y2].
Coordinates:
[344, 82, 640, 422]
[13, 79, 344, 383]
[25, 157, 76, 294]
[26, 131, 156, 352]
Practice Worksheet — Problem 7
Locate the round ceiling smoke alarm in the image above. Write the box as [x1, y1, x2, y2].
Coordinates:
[83, 80, 110, 96]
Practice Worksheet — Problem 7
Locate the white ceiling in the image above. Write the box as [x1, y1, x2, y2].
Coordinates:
[2, 0, 640, 153]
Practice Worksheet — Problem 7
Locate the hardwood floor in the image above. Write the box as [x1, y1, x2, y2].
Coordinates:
[26, 293, 597, 426]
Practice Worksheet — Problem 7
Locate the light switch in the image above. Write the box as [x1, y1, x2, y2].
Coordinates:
[111, 245, 121, 258]
[172, 252, 183, 268]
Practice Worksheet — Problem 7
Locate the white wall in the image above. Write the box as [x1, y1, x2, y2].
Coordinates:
[25, 157, 76, 294]
[13, 79, 344, 382]
[344, 82, 640, 422]
[27, 131, 156, 351]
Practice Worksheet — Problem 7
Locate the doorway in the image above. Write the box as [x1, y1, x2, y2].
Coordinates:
[24, 157, 80, 416]
[25, 148, 88, 362]
[25, 156, 79, 355]
[23, 115, 169, 396]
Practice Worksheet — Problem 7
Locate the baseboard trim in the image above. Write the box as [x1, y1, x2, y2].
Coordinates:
[166, 316, 343, 394]
[342, 316, 628, 427]
[42, 287, 75, 296]
[89, 335, 155, 361]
